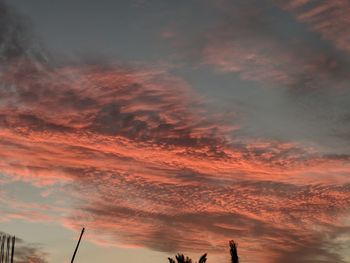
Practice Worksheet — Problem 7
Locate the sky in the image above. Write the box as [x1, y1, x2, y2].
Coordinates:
[1, 0, 350, 262]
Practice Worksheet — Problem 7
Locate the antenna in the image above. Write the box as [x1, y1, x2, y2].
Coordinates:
[70, 228, 85, 263]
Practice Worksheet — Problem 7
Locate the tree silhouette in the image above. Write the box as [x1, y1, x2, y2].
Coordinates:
[229, 240, 239, 263]
[168, 253, 207, 263]
[198, 253, 207, 263]
[168, 240, 238, 263]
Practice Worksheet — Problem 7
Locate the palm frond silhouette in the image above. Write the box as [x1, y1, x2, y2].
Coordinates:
[167, 240, 238, 263]
[198, 253, 207, 263]
[168, 253, 207, 263]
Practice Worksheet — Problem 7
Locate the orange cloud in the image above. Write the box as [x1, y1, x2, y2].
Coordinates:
[1, 57, 350, 263]
[1, 1, 350, 262]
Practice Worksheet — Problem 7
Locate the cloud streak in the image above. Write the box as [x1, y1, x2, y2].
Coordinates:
[1, 1, 350, 263]
[201, 0, 350, 92]
[280, 0, 350, 53]
[2, 54, 350, 262]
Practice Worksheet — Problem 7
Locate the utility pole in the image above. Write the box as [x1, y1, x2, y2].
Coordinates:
[70, 228, 85, 263]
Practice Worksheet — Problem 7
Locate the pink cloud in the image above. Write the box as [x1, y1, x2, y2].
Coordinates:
[1, 1, 350, 262]
[281, 0, 350, 53]
[1, 54, 350, 261]
[199, 0, 350, 94]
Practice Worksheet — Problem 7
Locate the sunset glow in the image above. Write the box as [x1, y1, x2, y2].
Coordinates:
[1, 1, 350, 262]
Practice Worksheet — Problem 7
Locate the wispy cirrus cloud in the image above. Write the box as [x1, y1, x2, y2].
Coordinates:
[1, 1, 350, 263]
[196, 0, 350, 154]
[64, 180, 350, 263]
[2, 55, 350, 262]
[201, 0, 350, 92]
[280, 0, 350, 53]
